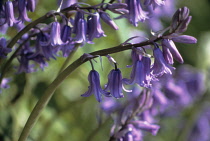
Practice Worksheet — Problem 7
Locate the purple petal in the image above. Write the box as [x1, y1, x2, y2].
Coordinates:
[172, 35, 197, 44]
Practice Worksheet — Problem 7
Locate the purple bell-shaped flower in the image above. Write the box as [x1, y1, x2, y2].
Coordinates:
[151, 44, 175, 77]
[3, 1, 19, 26]
[105, 69, 131, 99]
[81, 70, 110, 102]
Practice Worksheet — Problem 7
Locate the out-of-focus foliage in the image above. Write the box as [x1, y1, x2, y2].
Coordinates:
[0, 0, 210, 141]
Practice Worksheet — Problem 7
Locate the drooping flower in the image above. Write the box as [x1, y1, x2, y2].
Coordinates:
[162, 44, 174, 64]
[18, 0, 31, 22]
[73, 12, 88, 44]
[125, 0, 149, 26]
[61, 25, 72, 43]
[151, 45, 175, 77]
[124, 56, 152, 87]
[33, 32, 56, 60]
[172, 35, 197, 44]
[2, 1, 19, 26]
[26, 0, 36, 12]
[87, 12, 106, 42]
[41, 22, 65, 46]
[99, 11, 118, 30]
[81, 70, 110, 102]
[105, 69, 131, 99]
[161, 39, 183, 64]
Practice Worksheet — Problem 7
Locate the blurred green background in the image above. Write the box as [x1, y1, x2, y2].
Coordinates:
[0, 0, 210, 141]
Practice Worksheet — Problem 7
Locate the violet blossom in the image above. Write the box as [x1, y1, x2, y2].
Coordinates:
[81, 70, 110, 102]
[41, 22, 65, 46]
[99, 11, 119, 30]
[161, 39, 183, 64]
[26, 0, 36, 12]
[124, 56, 152, 88]
[2, 1, 19, 26]
[33, 32, 56, 60]
[18, 0, 31, 22]
[105, 69, 131, 99]
[73, 11, 88, 44]
[125, 0, 149, 26]
[151, 44, 175, 77]
[87, 12, 106, 41]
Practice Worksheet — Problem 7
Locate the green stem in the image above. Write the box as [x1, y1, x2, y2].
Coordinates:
[18, 57, 84, 141]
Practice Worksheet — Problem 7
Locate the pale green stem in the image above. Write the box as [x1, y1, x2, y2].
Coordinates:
[18, 57, 84, 141]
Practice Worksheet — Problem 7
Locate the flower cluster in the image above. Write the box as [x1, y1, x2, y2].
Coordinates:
[82, 6, 197, 102]
[0, 0, 36, 27]
[0, 0, 180, 76]
[0, 0, 204, 141]
[100, 65, 205, 140]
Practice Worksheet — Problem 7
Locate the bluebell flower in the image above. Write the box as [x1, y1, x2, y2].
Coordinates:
[26, 0, 36, 12]
[87, 12, 106, 42]
[162, 44, 174, 64]
[33, 32, 56, 60]
[2, 1, 19, 26]
[41, 22, 64, 46]
[99, 11, 118, 30]
[61, 25, 72, 43]
[18, 0, 31, 22]
[74, 15, 88, 44]
[151, 45, 175, 77]
[124, 56, 152, 87]
[0, 37, 12, 58]
[161, 39, 183, 63]
[172, 35, 197, 44]
[73, 11, 84, 34]
[105, 69, 131, 99]
[81, 70, 110, 102]
[125, 0, 148, 26]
